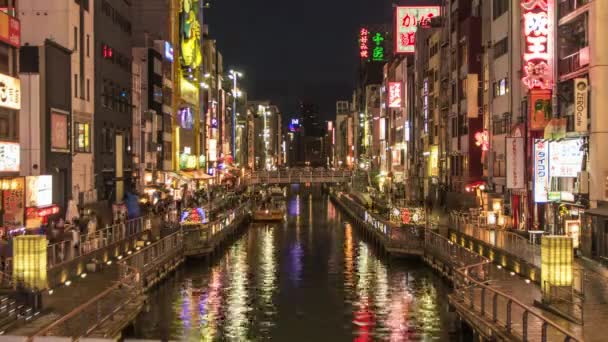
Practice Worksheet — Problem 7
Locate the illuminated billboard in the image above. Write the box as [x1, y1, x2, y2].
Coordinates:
[395, 6, 440, 54]
[388, 82, 402, 108]
[521, 0, 552, 90]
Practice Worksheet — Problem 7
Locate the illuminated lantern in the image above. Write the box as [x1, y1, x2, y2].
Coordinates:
[13, 235, 48, 289]
[541, 236, 573, 298]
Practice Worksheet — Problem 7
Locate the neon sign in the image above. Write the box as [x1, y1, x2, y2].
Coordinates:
[395, 6, 440, 54]
[521, 0, 552, 90]
[359, 27, 369, 59]
[388, 82, 402, 108]
[371, 33, 385, 62]
[474, 130, 489, 151]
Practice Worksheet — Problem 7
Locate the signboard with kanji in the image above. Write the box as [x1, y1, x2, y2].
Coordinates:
[395, 6, 440, 54]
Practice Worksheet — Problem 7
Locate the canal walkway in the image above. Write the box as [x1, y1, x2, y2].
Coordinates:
[449, 212, 608, 341]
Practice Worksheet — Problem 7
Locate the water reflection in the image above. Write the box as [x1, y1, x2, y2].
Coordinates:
[125, 188, 452, 341]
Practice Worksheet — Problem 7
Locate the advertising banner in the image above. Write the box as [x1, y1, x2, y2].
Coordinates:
[0, 73, 20, 110]
[534, 139, 549, 202]
[25, 175, 52, 207]
[51, 110, 69, 152]
[506, 137, 525, 189]
[0, 141, 19, 172]
[388, 82, 402, 108]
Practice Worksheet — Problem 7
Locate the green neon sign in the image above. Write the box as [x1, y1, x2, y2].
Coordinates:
[372, 33, 385, 62]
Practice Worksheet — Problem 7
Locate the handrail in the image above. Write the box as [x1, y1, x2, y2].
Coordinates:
[429, 227, 581, 341]
[46, 216, 150, 268]
[30, 263, 141, 339]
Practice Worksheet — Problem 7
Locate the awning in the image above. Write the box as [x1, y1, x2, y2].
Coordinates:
[584, 207, 608, 217]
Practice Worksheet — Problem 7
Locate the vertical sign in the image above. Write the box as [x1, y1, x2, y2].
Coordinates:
[395, 6, 440, 54]
[371, 32, 385, 62]
[534, 139, 549, 202]
[466, 74, 479, 118]
[506, 137, 525, 189]
[388, 82, 402, 108]
[359, 27, 369, 59]
[521, 0, 552, 90]
[574, 78, 588, 133]
[423, 78, 429, 133]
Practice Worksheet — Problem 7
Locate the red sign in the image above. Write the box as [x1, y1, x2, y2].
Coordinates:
[395, 6, 440, 54]
[521, 0, 552, 90]
[401, 208, 411, 225]
[0, 12, 19, 48]
[359, 27, 369, 59]
[388, 82, 402, 108]
[26, 205, 60, 219]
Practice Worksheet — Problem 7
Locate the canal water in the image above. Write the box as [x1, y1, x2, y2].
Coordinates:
[124, 186, 461, 341]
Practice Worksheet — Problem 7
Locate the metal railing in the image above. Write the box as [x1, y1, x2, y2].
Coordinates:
[182, 201, 250, 254]
[450, 212, 541, 267]
[246, 170, 353, 185]
[423, 228, 580, 341]
[47, 216, 149, 268]
[30, 263, 142, 340]
[121, 230, 183, 278]
[333, 192, 425, 253]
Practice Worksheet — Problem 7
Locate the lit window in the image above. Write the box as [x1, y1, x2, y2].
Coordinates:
[75, 122, 91, 153]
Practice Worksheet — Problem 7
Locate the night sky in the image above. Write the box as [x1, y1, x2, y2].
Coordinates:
[206, 0, 392, 121]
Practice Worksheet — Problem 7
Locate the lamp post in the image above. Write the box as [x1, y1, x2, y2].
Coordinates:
[228, 70, 242, 161]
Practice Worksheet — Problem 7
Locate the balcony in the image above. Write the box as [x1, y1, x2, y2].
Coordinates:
[559, 0, 590, 21]
[558, 47, 589, 79]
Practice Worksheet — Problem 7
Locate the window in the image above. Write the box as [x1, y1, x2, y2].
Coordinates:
[153, 85, 163, 104]
[75, 122, 91, 152]
[86, 34, 90, 57]
[493, 78, 508, 97]
[86, 79, 90, 101]
[73, 26, 78, 51]
[451, 117, 458, 137]
[153, 58, 162, 76]
[493, 0, 509, 20]
[74, 74, 78, 98]
[105, 128, 113, 152]
[494, 37, 508, 58]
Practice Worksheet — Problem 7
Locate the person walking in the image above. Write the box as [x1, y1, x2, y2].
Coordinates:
[70, 226, 80, 259]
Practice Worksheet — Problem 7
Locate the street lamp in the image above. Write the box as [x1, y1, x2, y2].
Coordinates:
[228, 69, 243, 161]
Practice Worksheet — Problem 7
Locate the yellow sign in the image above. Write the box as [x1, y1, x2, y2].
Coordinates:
[541, 236, 573, 295]
[13, 235, 47, 289]
[180, 78, 199, 105]
[428, 145, 439, 177]
[180, 0, 202, 69]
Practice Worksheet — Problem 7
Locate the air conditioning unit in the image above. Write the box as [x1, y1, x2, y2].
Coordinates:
[577, 171, 589, 194]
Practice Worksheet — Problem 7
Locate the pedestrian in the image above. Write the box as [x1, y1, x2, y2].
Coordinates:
[70, 226, 80, 259]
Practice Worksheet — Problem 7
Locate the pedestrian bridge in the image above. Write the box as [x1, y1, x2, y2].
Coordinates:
[245, 170, 352, 185]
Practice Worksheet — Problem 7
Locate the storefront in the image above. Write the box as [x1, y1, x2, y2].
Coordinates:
[533, 138, 586, 235]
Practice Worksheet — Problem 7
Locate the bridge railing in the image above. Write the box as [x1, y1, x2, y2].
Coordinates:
[425, 228, 580, 341]
[29, 262, 142, 340]
[246, 170, 353, 184]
